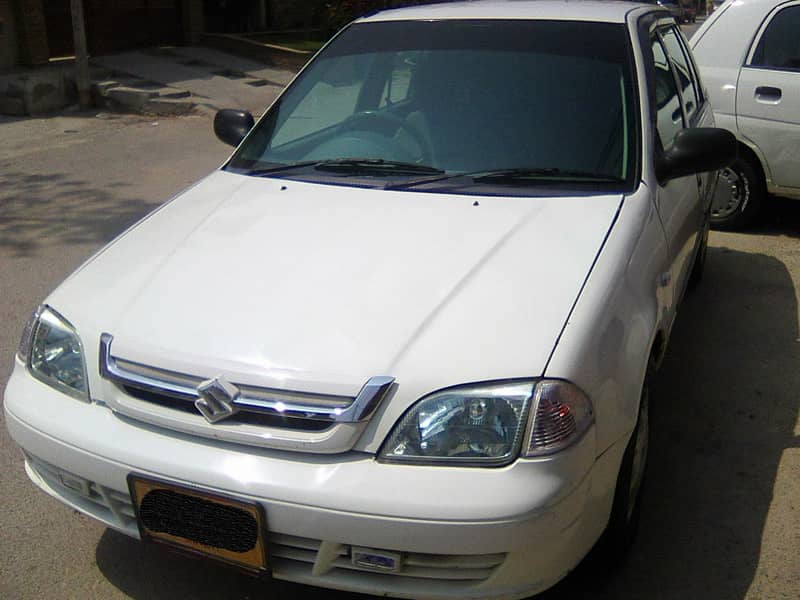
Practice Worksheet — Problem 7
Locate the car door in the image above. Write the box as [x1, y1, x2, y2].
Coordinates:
[651, 25, 707, 308]
[736, 2, 800, 192]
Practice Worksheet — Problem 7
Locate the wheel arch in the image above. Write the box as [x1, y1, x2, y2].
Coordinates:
[736, 138, 769, 188]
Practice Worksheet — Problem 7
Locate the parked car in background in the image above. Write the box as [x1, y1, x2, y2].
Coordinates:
[4, 2, 734, 599]
[658, 0, 687, 21]
[691, 0, 800, 228]
[708, 0, 727, 14]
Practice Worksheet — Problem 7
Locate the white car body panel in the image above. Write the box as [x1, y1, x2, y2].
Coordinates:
[691, 0, 800, 198]
[47, 170, 623, 454]
[4, 3, 721, 598]
[359, 0, 629, 24]
[6, 362, 625, 599]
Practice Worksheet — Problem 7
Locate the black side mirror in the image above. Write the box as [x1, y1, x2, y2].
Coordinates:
[214, 109, 255, 147]
[656, 127, 737, 184]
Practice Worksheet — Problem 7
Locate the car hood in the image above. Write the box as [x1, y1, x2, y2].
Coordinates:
[51, 170, 621, 399]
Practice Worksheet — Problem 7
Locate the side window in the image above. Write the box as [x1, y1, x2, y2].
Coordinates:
[378, 52, 420, 107]
[269, 54, 375, 146]
[660, 27, 700, 122]
[651, 36, 683, 149]
[751, 5, 800, 70]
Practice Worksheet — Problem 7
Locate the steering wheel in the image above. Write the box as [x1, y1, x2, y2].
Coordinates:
[341, 110, 434, 165]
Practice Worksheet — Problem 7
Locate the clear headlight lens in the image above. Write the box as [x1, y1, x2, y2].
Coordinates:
[379, 381, 535, 466]
[523, 380, 594, 457]
[22, 306, 89, 400]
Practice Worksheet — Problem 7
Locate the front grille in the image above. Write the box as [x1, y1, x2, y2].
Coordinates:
[98, 333, 395, 453]
[121, 385, 333, 431]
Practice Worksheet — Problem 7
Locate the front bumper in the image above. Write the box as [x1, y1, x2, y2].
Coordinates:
[4, 363, 624, 600]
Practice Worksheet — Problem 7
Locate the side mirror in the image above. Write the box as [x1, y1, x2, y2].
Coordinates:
[214, 109, 255, 147]
[656, 127, 737, 184]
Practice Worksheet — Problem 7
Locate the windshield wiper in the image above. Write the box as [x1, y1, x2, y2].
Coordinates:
[313, 158, 444, 175]
[388, 167, 624, 190]
[243, 158, 443, 178]
[472, 168, 624, 183]
[244, 161, 322, 176]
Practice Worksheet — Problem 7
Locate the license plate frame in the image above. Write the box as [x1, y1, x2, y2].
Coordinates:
[128, 474, 268, 573]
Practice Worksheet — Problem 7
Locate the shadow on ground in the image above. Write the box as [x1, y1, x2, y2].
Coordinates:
[745, 193, 800, 239]
[94, 245, 799, 600]
[0, 168, 155, 257]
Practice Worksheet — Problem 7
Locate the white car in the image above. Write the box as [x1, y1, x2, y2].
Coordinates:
[691, 0, 800, 228]
[4, 2, 734, 599]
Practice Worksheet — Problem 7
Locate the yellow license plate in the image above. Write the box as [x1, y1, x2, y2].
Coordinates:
[128, 475, 267, 573]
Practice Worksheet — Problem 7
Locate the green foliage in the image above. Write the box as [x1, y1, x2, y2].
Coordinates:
[326, 1, 388, 32]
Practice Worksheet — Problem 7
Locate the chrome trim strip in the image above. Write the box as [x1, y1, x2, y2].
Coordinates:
[99, 333, 394, 423]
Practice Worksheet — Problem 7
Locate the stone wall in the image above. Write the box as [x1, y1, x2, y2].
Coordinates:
[0, 0, 19, 68]
[13, 0, 49, 65]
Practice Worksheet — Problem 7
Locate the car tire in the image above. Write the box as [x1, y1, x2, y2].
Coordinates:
[710, 156, 765, 231]
[600, 378, 650, 562]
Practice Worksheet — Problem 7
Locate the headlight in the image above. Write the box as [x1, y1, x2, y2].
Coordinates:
[379, 379, 594, 466]
[379, 381, 535, 466]
[19, 305, 89, 401]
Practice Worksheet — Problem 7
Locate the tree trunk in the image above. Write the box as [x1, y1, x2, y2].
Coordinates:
[70, 0, 91, 109]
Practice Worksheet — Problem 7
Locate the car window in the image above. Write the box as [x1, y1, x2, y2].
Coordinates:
[651, 35, 684, 149]
[229, 20, 638, 186]
[269, 53, 376, 147]
[660, 27, 700, 122]
[378, 52, 420, 108]
[750, 5, 800, 70]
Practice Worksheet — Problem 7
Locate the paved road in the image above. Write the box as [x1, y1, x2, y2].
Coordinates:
[1, 109, 798, 600]
[92, 46, 294, 116]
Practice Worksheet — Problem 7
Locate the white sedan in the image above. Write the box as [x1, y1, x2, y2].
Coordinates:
[691, 0, 800, 228]
[4, 2, 734, 598]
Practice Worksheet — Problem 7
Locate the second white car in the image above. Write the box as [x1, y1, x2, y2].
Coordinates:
[692, 0, 800, 228]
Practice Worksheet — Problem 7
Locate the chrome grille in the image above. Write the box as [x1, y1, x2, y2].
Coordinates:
[120, 384, 333, 431]
[98, 333, 395, 453]
[114, 357, 353, 410]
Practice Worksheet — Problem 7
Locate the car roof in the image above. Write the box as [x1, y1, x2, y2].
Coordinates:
[358, 0, 659, 25]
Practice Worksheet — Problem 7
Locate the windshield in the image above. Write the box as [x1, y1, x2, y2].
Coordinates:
[227, 19, 638, 191]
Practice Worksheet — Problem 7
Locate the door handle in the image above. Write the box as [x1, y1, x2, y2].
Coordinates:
[755, 86, 782, 103]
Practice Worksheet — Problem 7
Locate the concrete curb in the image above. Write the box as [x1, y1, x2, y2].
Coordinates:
[91, 77, 195, 116]
[0, 63, 194, 117]
[0, 68, 76, 115]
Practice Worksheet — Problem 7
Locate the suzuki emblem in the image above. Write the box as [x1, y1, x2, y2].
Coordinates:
[195, 376, 240, 423]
